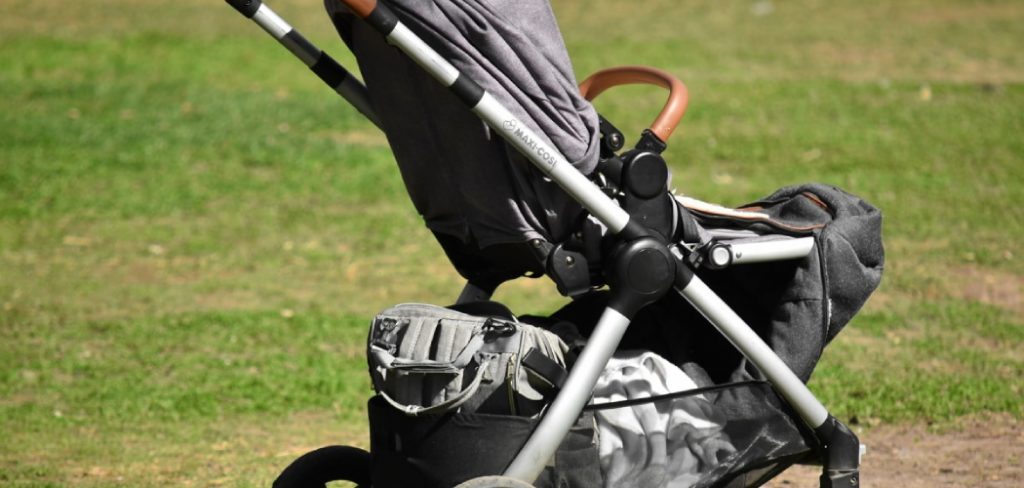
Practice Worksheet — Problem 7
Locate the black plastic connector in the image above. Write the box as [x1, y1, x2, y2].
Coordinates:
[623, 152, 668, 199]
[596, 156, 624, 190]
[226, 0, 262, 18]
[614, 149, 675, 242]
[814, 415, 861, 488]
[606, 237, 675, 317]
[364, 1, 399, 34]
[674, 257, 695, 288]
[451, 73, 486, 107]
[547, 245, 591, 297]
[634, 129, 668, 154]
[598, 115, 625, 157]
[310, 52, 351, 88]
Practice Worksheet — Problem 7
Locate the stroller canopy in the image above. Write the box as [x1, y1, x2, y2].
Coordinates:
[327, 0, 600, 249]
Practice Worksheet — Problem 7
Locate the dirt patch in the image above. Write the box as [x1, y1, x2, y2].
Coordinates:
[952, 265, 1023, 319]
[768, 414, 1023, 487]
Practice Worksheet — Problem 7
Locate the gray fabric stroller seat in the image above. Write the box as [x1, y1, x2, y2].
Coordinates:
[326, 0, 602, 288]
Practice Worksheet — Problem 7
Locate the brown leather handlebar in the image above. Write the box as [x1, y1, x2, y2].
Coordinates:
[578, 66, 689, 142]
[338, 0, 378, 18]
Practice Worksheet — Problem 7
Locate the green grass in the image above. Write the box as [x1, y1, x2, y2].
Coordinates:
[813, 300, 1024, 423]
[1, 0, 1022, 485]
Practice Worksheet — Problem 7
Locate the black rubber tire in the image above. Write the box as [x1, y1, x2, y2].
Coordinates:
[272, 445, 372, 488]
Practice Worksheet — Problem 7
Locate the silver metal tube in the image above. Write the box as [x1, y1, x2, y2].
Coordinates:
[235, 1, 382, 128]
[729, 237, 815, 265]
[503, 307, 632, 482]
[473, 94, 631, 233]
[676, 277, 829, 427]
[250, 3, 291, 39]
[386, 23, 461, 85]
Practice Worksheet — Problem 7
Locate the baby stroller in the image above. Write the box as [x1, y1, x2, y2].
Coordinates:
[225, 1, 884, 487]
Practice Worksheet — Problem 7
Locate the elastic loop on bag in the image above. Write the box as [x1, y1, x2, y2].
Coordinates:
[378, 356, 493, 416]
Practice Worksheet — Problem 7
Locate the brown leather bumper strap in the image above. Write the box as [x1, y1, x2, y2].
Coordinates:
[579, 66, 689, 142]
[339, 0, 377, 18]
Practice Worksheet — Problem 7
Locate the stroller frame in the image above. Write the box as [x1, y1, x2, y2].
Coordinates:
[227, 1, 862, 486]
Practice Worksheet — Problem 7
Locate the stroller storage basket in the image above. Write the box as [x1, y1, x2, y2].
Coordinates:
[585, 380, 814, 488]
[367, 396, 603, 488]
[367, 380, 814, 488]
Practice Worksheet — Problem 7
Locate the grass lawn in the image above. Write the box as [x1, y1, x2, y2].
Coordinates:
[1, 0, 1021, 486]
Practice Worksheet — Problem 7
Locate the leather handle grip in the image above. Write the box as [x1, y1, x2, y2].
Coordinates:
[579, 66, 689, 142]
[337, 0, 378, 17]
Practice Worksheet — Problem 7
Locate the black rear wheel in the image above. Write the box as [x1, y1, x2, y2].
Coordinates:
[272, 445, 371, 488]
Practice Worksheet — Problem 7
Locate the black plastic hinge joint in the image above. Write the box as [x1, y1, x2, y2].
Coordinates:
[226, 0, 262, 18]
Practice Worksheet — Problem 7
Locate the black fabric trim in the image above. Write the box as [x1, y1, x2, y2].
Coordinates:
[365, 2, 399, 34]
[450, 72, 485, 107]
[676, 203, 701, 244]
[583, 380, 768, 411]
[310, 53, 350, 88]
[226, 0, 261, 18]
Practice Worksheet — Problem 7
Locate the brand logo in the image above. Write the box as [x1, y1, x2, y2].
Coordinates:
[498, 120, 556, 171]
